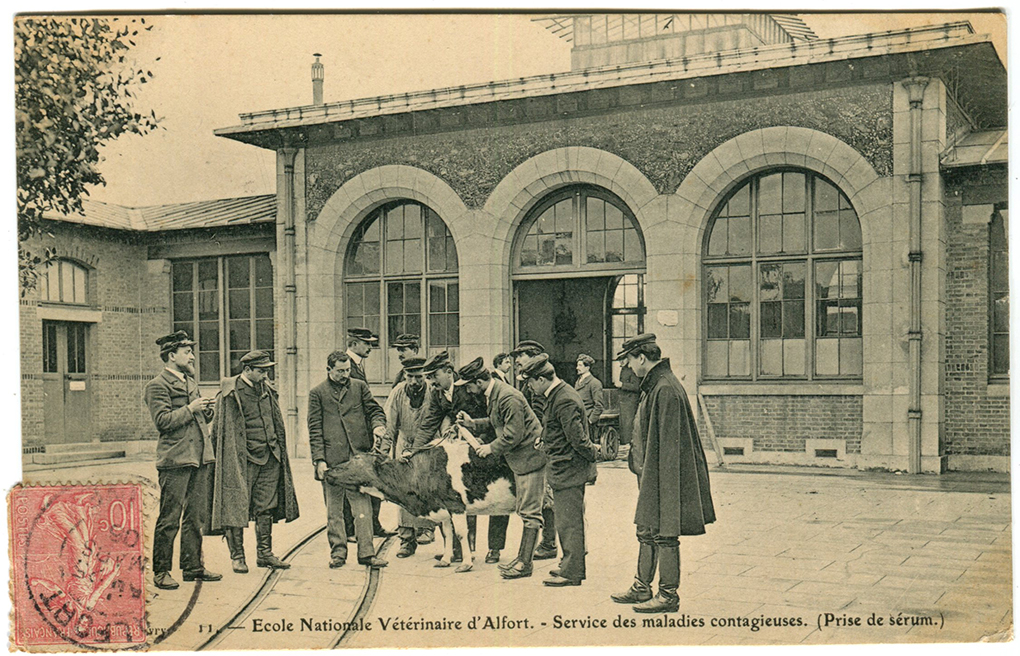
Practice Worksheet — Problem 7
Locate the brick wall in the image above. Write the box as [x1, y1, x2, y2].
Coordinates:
[944, 168, 1010, 457]
[701, 395, 863, 454]
[20, 223, 170, 446]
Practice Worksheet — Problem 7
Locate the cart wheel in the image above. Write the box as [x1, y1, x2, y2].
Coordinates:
[601, 426, 620, 461]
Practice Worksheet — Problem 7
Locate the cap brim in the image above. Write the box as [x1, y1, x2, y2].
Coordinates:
[614, 350, 631, 361]
[252, 361, 276, 368]
[452, 378, 471, 386]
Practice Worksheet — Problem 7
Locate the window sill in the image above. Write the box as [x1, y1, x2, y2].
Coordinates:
[987, 382, 1010, 397]
[36, 305, 102, 323]
[698, 382, 864, 396]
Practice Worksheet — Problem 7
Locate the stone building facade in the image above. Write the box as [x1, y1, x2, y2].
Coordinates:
[21, 16, 1008, 474]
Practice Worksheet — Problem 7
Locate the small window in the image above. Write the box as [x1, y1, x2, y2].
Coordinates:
[990, 208, 1009, 379]
[38, 260, 88, 305]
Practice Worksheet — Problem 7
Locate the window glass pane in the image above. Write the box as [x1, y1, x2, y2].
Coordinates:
[708, 219, 727, 256]
[173, 292, 194, 323]
[729, 303, 750, 338]
[385, 240, 404, 275]
[200, 352, 220, 382]
[587, 197, 605, 230]
[815, 179, 838, 212]
[814, 211, 839, 250]
[760, 264, 781, 301]
[706, 341, 728, 377]
[199, 322, 219, 352]
[841, 337, 863, 376]
[605, 231, 623, 263]
[624, 227, 642, 262]
[728, 266, 751, 302]
[760, 302, 781, 337]
[229, 289, 250, 319]
[707, 305, 728, 338]
[759, 173, 781, 215]
[73, 266, 86, 303]
[759, 214, 781, 254]
[228, 257, 250, 289]
[728, 216, 751, 255]
[198, 282, 218, 321]
[255, 288, 273, 318]
[729, 340, 750, 376]
[404, 239, 422, 272]
[429, 313, 445, 344]
[727, 182, 750, 216]
[784, 263, 806, 299]
[388, 283, 403, 314]
[993, 294, 1010, 332]
[784, 339, 806, 376]
[838, 301, 861, 335]
[556, 235, 573, 265]
[256, 320, 274, 350]
[447, 314, 460, 345]
[386, 205, 404, 240]
[430, 284, 446, 312]
[706, 267, 727, 303]
[760, 339, 782, 375]
[172, 262, 193, 292]
[43, 323, 58, 373]
[815, 261, 840, 299]
[816, 339, 839, 376]
[783, 213, 805, 252]
[229, 320, 251, 352]
[605, 203, 624, 230]
[254, 255, 273, 287]
[364, 284, 380, 315]
[817, 300, 840, 337]
[61, 263, 73, 303]
[539, 235, 555, 265]
[520, 236, 539, 267]
[587, 232, 606, 264]
[784, 302, 805, 338]
[992, 334, 1010, 374]
[447, 284, 459, 312]
[404, 204, 422, 238]
[840, 209, 862, 250]
[783, 172, 806, 213]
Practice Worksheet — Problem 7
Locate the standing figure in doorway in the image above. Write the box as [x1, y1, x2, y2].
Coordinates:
[574, 353, 605, 484]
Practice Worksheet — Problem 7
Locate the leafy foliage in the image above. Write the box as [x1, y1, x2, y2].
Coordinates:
[15, 16, 159, 291]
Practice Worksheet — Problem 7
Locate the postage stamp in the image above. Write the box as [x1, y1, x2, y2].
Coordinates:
[9, 484, 147, 648]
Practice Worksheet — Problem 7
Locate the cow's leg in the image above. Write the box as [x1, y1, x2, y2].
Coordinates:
[451, 513, 473, 573]
[432, 512, 454, 568]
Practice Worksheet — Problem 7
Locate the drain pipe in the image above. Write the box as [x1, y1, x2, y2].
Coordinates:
[280, 146, 300, 454]
[904, 77, 928, 474]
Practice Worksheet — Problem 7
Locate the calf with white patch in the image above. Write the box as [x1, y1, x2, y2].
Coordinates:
[325, 424, 516, 573]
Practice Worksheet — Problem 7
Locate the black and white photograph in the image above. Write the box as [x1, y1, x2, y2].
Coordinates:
[5, 7, 1014, 651]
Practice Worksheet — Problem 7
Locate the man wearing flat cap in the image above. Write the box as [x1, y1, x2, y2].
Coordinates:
[509, 340, 559, 561]
[610, 334, 715, 613]
[408, 352, 504, 563]
[522, 354, 598, 587]
[346, 327, 378, 383]
[377, 356, 434, 557]
[456, 357, 547, 580]
[210, 350, 300, 574]
[389, 333, 420, 388]
[144, 331, 220, 590]
[575, 353, 605, 486]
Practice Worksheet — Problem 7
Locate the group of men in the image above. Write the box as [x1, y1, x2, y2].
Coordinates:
[145, 324, 715, 612]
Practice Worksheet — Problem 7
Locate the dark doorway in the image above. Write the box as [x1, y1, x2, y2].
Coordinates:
[42, 320, 92, 444]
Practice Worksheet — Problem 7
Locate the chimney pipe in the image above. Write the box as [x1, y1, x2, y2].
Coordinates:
[311, 53, 324, 106]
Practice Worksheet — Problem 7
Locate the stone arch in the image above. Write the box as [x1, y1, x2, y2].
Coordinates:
[678, 127, 884, 250]
[483, 147, 659, 267]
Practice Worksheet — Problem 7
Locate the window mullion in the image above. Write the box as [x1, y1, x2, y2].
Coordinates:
[750, 180, 759, 381]
[805, 256, 816, 381]
[218, 257, 228, 377]
[574, 190, 584, 269]
[248, 255, 257, 355]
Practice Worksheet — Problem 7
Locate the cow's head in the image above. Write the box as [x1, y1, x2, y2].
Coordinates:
[325, 453, 385, 488]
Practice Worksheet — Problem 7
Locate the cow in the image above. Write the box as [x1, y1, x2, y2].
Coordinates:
[325, 426, 516, 573]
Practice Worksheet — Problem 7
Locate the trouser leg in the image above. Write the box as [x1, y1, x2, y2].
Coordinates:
[487, 515, 509, 551]
[154, 468, 190, 573]
[553, 485, 586, 581]
[347, 487, 376, 562]
[343, 496, 355, 537]
[371, 496, 384, 533]
[179, 464, 211, 572]
[655, 535, 680, 600]
[322, 480, 349, 560]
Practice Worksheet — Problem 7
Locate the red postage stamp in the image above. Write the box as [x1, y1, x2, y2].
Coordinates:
[9, 484, 147, 648]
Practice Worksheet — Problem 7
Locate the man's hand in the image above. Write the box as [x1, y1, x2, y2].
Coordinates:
[456, 411, 473, 428]
[373, 426, 386, 439]
[315, 461, 328, 481]
[188, 397, 213, 414]
[475, 443, 492, 458]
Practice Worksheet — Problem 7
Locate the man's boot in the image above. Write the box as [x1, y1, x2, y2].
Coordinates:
[255, 514, 290, 569]
[533, 506, 557, 560]
[396, 527, 417, 558]
[501, 527, 539, 579]
[634, 543, 679, 613]
[611, 541, 656, 603]
[225, 527, 248, 574]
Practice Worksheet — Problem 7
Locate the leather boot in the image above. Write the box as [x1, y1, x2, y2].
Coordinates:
[533, 507, 557, 560]
[255, 514, 290, 569]
[611, 541, 656, 603]
[502, 527, 539, 579]
[396, 527, 417, 558]
[225, 527, 248, 574]
[634, 544, 679, 613]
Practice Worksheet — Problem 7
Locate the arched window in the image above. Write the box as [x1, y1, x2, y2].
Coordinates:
[344, 201, 459, 383]
[514, 185, 644, 274]
[703, 170, 863, 380]
[989, 207, 1009, 380]
[39, 259, 89, 305]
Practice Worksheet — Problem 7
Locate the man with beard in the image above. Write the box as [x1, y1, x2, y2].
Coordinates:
[610, 334, 715, 613]
[210, 350, 300, 574]
[455, 357, 547, 580]
[144, 331, 220, 590]
[389, 333, 420, 388]
[377, 357, 432, 557]
[521, 354, 598, 587]
[308, 350, 389, 569]
[411, 352, 509, 564]
[509, 340, 558, 562]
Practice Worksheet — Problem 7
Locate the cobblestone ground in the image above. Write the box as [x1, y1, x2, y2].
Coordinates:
[20, 457, 1013, 649]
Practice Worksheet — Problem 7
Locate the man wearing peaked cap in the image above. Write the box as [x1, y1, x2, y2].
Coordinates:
[346, 328, 378, 383]
[456, 356, 546, 579]
[377, 355, 434, 557]
[390, 333, 420, 388]
[144, 330, 219, 590]
[609, 334, 715, 614]
[210, 350, 300, 575]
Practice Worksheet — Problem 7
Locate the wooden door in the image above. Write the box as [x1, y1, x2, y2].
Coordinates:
[41, 320, 92, 444]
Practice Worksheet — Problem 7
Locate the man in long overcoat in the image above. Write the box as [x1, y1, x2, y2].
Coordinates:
[308, 350, 389, 569]
[522, 354, 598, 587]
[610, 334, 715, 613]
[211, 350, 300, 573]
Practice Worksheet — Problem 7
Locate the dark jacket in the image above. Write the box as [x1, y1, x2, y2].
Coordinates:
[410, 380, 486, 450]
[308, 377, 386, 467]
[210, 375, 299, 530]
[143, 369, 215, 470]
[522, 383, 546, 423]
[633, 359, 715, 537]
[347, 351, 367, 382]
[574, 373, 605, 426]
[483, 379, 547, 475]
[541, 380, 598, 489]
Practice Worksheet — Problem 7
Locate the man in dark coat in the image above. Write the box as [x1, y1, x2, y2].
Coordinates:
[610, 334, 715, 613]
[211, 350, 300, 573]
[308, 350, 389, 569]
[510, 340, 558, 560]
[411, 352, 509, 564]
[143, 331, 220, 590]
[456, 357, 547, 580]
[389, 333, 420, 388]
[574, 353, 605, 485]
[522, 355, 598, 587]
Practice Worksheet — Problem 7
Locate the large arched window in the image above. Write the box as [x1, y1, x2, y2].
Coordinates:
[514, 185, 645, 274]
[703, 170, 862, 380]
[344, 200, 459, 383]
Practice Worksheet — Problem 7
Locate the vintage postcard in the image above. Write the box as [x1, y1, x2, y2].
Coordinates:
[6, 8, 1013, 651]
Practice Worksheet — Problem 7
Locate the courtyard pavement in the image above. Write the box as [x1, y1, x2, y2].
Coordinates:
[20, 455, 1014, 649]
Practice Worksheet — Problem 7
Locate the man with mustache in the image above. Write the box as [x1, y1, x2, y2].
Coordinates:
[143, 331, 219, 590]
